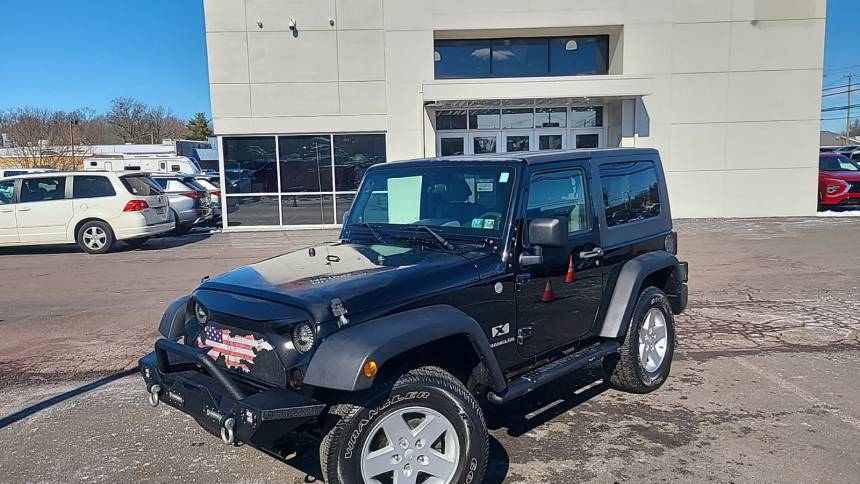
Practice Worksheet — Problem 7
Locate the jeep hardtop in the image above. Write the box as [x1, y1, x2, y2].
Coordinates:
[140, 148, 688, 484]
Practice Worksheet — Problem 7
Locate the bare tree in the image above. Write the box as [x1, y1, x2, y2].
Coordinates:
[106, 97, 149, 143]
[0, 107, 91, 170]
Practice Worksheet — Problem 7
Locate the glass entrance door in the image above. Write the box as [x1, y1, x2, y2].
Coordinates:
[469, 132, 501, 154]
[503, 130, 534, 152]
[537, 129, 565, 150]
[572, 128, 603, 149]
[437, 133, 467, 156]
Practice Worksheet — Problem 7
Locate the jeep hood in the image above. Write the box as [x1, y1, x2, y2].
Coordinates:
[199, 242, 481, 322]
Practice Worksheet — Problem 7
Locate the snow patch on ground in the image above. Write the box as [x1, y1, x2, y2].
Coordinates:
[817, 210, 860, 217]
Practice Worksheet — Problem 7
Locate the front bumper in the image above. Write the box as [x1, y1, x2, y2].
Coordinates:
[139, 339, 325, 448]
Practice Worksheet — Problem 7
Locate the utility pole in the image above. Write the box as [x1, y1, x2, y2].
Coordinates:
[847, 73, 854, 144]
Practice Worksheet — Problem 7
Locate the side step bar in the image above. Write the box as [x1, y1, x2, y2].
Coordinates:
[487, 340, 621, 405]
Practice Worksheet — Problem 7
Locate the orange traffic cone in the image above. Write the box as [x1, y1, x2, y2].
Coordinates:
[541, 280, 554, 302]
[564, 254, 576, 283]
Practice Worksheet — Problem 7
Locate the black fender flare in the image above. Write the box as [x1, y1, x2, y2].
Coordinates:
[303, 304, 507, 392]
[599, 251, 683, 339]
[159, 295, 190, 339]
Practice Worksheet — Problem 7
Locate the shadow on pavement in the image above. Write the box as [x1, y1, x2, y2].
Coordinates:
[0, 231, 213, 255]
[0, 369, 137, 430]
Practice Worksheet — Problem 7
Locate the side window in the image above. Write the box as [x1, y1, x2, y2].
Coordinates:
[600, 161, 661, 227]
[526, 169, 590, 234]
[73, 176, 116, 199]
[20, 177, 67, 203]
[0, 180, 14, 205]
[153, 179, 169, 189]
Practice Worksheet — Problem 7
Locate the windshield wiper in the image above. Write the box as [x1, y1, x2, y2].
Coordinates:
[352, 222, 385, 243]
[404, 225, 456, 251]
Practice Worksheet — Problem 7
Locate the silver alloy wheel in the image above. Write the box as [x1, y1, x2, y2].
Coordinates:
[638, 307, 668, 373]
[360, 405, 460, 484]
[82, 226, 108, 251]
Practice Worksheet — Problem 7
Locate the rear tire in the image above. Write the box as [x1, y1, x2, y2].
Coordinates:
[320, 366, 488, 484]
[76, 220, 115, 254]
[605, 286, 675, 394]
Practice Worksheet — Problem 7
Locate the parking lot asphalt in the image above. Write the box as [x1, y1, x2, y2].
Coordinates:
[1, 218, 859, 483]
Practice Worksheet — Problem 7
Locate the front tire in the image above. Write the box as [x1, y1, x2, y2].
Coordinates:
[76, 221, 115, 254]
[320, 367, 488, 484]
[605, 286, 676, 394]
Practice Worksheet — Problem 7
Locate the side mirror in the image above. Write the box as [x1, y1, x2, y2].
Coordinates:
[528, 217, 568, 247]
[519, 217, 568, 267]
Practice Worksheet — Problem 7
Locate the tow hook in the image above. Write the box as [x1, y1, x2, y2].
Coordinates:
[148, 384, 161, 407]
[220, 417, 235, 445]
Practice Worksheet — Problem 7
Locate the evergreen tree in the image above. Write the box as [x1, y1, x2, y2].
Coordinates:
[186, 112, 213, 140]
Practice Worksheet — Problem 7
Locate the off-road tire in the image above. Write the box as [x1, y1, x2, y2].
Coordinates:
[605, 286, 675, 394]
[319, 366, 488, 484]
[76, 220, 115, 254]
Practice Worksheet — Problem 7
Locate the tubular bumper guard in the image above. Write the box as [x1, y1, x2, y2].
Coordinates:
[139, 338, 325, 447]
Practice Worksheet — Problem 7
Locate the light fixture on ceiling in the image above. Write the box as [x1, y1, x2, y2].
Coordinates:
[434, 51, 441, 62]
[565, 40, 578, 51]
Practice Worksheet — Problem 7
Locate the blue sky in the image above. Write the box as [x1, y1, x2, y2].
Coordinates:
[0, 0, 857, 130]
[821, 0, 860, 133]
[0, 0, 209, 120]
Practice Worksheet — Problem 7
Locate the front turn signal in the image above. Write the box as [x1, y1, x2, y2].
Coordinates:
[363, 360, 378, 379]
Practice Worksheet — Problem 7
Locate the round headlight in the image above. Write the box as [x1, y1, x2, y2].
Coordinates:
[194, 301, 209, 325]
[292, 323, 315, 354]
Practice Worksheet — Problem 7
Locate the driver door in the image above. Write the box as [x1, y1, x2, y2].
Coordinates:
[0, 179, 18, 244]
[515, 164, 604, 358]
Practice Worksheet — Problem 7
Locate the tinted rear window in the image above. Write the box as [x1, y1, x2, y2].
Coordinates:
[121, 176, 164, 196]
[73, 175, 116, 198]
[600, 161, 661, 227]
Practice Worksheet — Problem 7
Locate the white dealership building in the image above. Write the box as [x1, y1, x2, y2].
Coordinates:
[203, 0, 826, 229]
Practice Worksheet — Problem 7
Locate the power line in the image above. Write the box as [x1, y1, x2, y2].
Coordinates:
[822, 86, 860, 97]
[823, 82, 852, 92]
[821, 102, 860, 113]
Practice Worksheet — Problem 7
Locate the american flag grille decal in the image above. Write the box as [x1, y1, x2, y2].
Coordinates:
[197, 325, 274, 373]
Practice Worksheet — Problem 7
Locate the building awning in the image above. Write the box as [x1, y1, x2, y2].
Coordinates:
[422, 75, 652, 104]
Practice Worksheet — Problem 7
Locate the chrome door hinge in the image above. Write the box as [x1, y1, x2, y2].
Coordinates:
[517, 326, 533, 345]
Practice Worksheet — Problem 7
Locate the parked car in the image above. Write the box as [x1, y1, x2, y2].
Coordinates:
[151, 174, 213, 234]
[0, 171, 173, 253]
[224, 168, 253, 193]
[140, 148, 688, 483]
[0, 168, 59, 178]
[193, 174, 226, 225]
[835, 145, 860, 155]
[819, 152, 860, 210]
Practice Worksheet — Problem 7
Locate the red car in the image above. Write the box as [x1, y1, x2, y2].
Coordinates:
[819, 153, 860, 209]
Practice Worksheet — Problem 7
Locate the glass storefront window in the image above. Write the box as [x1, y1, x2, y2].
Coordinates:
[281, 195, 334, 225]
[549, 36, 609, 76]
[490, 38, 549, 78]
[334, 134, 386, 191]
[435, 35, 609, 80]
[279, 135, 332, 192]
[223, 137, 277, 194]
[535, 107, 566, 128]
[436, 110, 467, 130]
[570, 107, 603, 127]
[434, 40, 491, 79]
[469, 109, 500, 129]
[227, 196, 280, 226]
[501, 108, 533, 129]
[336, 194, 355, 224]
[506, 135, 530, 152]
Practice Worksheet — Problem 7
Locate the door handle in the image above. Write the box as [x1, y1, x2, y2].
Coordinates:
[579, 247, 604, 259]
[0, 208, 12, 213]
[18, 207, 32, 212]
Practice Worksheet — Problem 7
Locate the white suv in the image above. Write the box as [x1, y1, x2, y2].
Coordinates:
[0, 171, 174, 254]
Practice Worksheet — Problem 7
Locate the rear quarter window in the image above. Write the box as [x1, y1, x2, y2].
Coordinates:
[121, 176, 164, 196]
[599, 161, 661, 227]
[73, 176, 116, 199]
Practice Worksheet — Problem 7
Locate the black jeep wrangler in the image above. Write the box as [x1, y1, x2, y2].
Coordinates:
[140, 148, 688, 484]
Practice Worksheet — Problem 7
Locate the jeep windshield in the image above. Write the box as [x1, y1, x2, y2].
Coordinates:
[346, 164, 516, 240]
